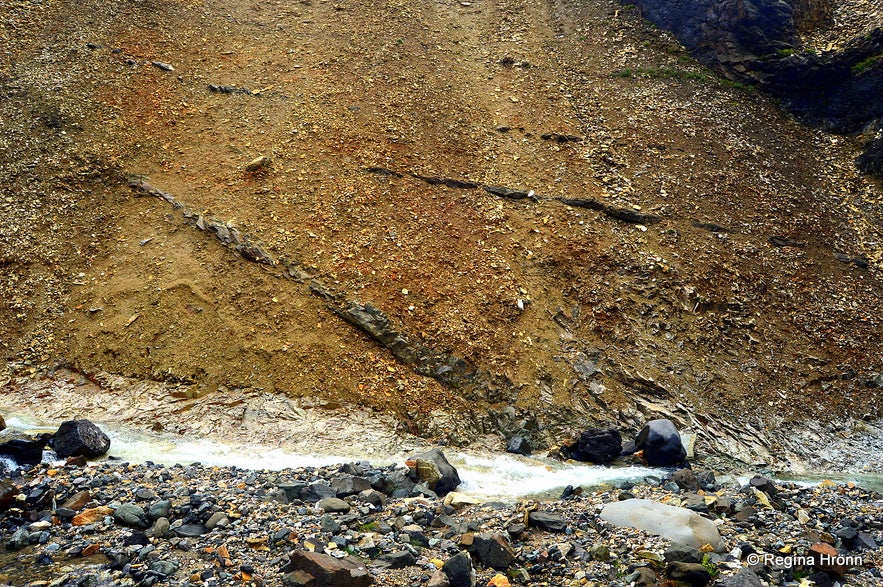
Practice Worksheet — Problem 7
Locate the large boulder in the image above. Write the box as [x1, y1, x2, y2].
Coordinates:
[569, 428, 622, 464]
[52, 420, 110, 458]
[634, 419, 687, 466]
[283, 550, 373, 587]
[407, 448, 461, 496]
[600, 499, 722, 551]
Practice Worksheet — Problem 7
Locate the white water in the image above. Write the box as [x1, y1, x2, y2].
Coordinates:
[2, 414, 661, 500]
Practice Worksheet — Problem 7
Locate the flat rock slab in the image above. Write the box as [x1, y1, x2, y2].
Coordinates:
[600, 499, 722, 551]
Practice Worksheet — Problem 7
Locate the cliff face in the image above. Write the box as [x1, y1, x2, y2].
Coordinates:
[623, 0, 882, 166]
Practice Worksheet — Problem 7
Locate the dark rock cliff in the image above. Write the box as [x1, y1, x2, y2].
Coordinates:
[621, 0, 883, 172]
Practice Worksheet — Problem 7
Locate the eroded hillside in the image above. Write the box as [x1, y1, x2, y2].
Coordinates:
[1, 0, 881, 463]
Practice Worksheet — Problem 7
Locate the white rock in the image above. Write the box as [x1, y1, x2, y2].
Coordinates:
[600, 498, 723, 551]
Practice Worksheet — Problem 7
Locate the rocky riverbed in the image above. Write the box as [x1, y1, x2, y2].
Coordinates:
[1, 432, 881, 587]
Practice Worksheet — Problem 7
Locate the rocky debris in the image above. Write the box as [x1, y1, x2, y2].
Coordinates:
[0, 456, 880, 586]
[128, 176, 277, 267]
[407, 448, 461, 496]
[558, 197, 662, 224]
[600, 498, 723, 551]
[565, 428, 622, 464]
[150, 61, 175, 71]
[51, 419, 110, 458]
[633, 419, 688, 466]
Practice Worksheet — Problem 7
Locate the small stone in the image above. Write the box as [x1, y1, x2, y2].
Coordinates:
[527, 511, 567, 532]
[114, 503, 147, 528]
[472, 533, 516, 570]
[317, 497, 351, 513]
[72, 506, 115, 526]
[244, 156, 271, 172]
[442, 551, 475, 587]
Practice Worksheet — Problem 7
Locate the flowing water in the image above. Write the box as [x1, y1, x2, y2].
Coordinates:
[1, 414, 663, 501]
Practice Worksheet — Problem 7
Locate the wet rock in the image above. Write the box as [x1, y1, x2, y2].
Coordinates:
[634, 419, 687, 466]
[408, 448, 461, 496]
[0, 436, 50, 467]
[568, 428, 622, 464]
[505, 436, 531, 456]
[442, 551, 476, 587]
[52, 420, 110, 458]
[283, 550, 373, 587]
[527, 511, 567, 532]
[665, 561, 712, 586]
[6, 527, 30, 550]
[472, 533, 516, 570]
[600, 499, 722, 551]
[62, 490, 92, 511]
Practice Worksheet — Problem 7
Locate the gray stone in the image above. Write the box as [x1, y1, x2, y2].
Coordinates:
[114, 503, 147, 528]
[527, 511, 568, 532]
[317, 497, 351, 513]
[472, 533, 516, 570]
[600, 499, 722, 551]
[664, 544, 704, 564]
[283, 550, 373, 587]
[205, 512, 228, 530]
[151, 517, 170, 538]
[626, 567, 658, 587]
[377, 550, 417, 569]
[302, 482, 336, 503]
[149, 560, 179, 577]
[7, 527, 29, 550]
[442, 551, 475, 587]
[148, 499, 172, 521]
[331, 475, 372, 496]
[173, 524, 208, 537]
